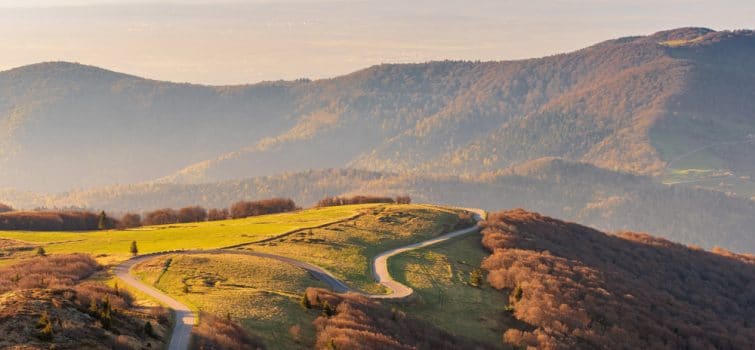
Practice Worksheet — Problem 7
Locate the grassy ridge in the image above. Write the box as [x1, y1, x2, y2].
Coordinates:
[0, 205, 369, 264]
[242, 204, 467, 294]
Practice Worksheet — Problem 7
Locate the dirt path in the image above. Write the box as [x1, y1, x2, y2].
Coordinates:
[114, 208, 485, 350]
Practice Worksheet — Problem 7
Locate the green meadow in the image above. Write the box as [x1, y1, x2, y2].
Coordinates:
[0, 204, 370, 264]
[389, 233, 510, 348]
[133, 253, 324, 349]
[241, 204, 468, 294]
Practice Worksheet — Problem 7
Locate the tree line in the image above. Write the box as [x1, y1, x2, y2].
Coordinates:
[0, 210, 117, 231]
[316, 195, 411, 207]
[0, 195, 408, 231]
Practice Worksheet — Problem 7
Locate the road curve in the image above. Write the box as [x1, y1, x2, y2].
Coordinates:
[114, 256, 196, 350]
[370, 209, 485, 299]
[114, 208, 485, 350]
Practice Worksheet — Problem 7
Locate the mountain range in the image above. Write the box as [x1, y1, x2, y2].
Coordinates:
[2, 27, 753, 190]
[1, 27, 754, 252]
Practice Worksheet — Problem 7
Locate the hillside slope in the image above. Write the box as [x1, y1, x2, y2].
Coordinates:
[15, 159, 755, 253]
[481, 209, 754, 349]
[1, 28, 753, 193]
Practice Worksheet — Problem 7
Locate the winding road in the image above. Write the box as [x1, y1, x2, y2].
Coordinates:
[114, 208, 485, 350]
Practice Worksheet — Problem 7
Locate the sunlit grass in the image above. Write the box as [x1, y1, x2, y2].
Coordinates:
[0, 205, 371, 264]
[389, 234, 510, 348]
[659, 36, 705, 47]
[133, 253, 325, 349]
[242, 204, 467, 294]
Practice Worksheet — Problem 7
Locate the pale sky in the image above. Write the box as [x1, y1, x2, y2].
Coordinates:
[0, 0, 752, 85]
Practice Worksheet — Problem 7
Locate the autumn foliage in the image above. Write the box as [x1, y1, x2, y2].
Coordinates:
[229, 198, 297, 219]
[0, 254, 100, 293]
[316, 195, 409, 207]
[0, 211, 113, 231]
[480, 209, 755, 349]
[306, 288, 493, 350]
[190, 312, 265, 350]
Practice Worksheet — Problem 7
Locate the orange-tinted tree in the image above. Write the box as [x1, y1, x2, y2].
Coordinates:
[177, 206, 207, 223]
[229, 198, 297, 219]
[118, 213, 142, 229]
[207, 208, 229, 221]
[142, 208, 178, 226]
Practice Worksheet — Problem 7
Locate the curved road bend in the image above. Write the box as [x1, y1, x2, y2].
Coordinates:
[114, 208, 485, 350]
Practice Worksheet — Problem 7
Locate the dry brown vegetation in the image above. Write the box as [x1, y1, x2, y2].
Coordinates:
[481, 209, 755, 349]
[0, 254, 168, 349]
[0, 254, 99, 292]
[306, 288, 494, 350]
[191, 312, 266, 350]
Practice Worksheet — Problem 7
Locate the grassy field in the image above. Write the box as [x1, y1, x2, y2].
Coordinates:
[240, 204, 468, 294]
[389, 233, 510, 348]
[133, 253, 327, 349]
[0, 205, 370, 265]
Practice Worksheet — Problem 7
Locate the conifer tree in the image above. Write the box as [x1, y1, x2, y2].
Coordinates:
[98, 211, 108, 230]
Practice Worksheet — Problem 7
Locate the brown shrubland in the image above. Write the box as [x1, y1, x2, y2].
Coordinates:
[0, 253, 100, 292]
[0, 254, 168, 349]
[190, 312, 266, 350]
[481, 209, 755, 349]
[306, 288, 493, 350]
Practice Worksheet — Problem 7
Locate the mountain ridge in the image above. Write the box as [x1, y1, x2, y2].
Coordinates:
[2, 27, 754, 193]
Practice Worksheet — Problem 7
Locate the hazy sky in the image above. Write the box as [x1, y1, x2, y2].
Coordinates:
[0, 0, 752, 84]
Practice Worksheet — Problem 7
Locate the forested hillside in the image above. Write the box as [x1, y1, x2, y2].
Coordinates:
[11, 158, 754, 253]
[1, 28, 753, 196]
[480, 209, 754, 349]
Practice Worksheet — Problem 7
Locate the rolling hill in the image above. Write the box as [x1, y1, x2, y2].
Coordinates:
[1, 28, 753, 196]
[8, 158, 755, 253]
[481, 209, 754, 349]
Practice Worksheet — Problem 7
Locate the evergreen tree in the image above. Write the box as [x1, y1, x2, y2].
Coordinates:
[300, 293, 311, 309]
[469, 268, 484, 288]
[36, 246, 46, 256]
[144, 321, 154, 337]
[89, 298, 99, 315]
[130, 241, 138, 256]
[321, 300, 334, 317]
[38, 320, 54, 341]
[98, 211, 108, 230]
[36, 312, 50, 329]
[513, 286, 523, 301]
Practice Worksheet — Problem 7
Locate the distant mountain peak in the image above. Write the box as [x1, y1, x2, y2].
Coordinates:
[649, 27, 715, 41]
[1, 61, 139, 81]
